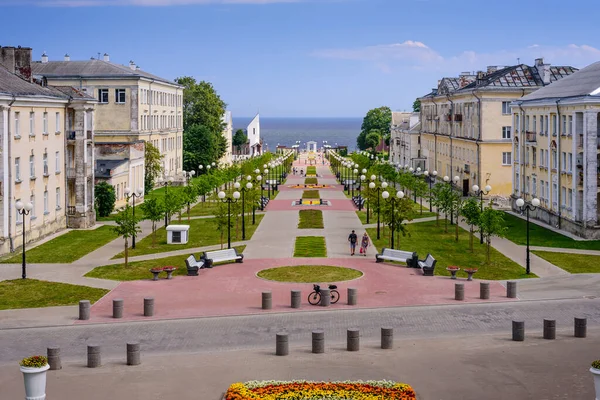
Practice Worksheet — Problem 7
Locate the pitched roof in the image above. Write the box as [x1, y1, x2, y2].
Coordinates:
[95, 159, 128, 178]
[519, 61, 600, 102]
[31, 60, 181, 86]
[0, 64, 68, 99]
[438, 77, 461, 95]
[460, 64, 577, 90]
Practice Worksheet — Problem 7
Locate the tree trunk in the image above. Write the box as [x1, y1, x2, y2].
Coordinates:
[187, 203, 190, 223]
[124, 238, 128, 269]
[420, 197, 423, 215]
[469, 225, 474, 252]
[152, 222, 156, 248]
[444, 214, 448, 233]
[486, 238, 491, 263]
[436, 210, 440, 226]
[178, 210, 182, 223]
[220, 230, 224, 249]
[455, 215, 459, 242]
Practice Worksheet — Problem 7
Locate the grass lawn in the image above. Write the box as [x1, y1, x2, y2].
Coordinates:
[302, 190, 320, 199]
[503, 212, 600, 250]
[112, 214, 264, 259]
[355, 202, 436, 225]
[305, 177, 318, 185]
[0, 226, 119, 264]
[367, 220, 534, 280]
[0, 279, 109, 310]
[257, 265, 362, 283]
[87, 246, 246, 281]
[307, 166, 317, 175]
[532, 251, 600, 273]
[298, 210, 324, 229]
[294, 236, 327, 257]
[188, 201, 221, 217]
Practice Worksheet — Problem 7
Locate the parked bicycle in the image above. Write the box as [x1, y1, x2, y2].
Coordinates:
[308, 284, 340, 305]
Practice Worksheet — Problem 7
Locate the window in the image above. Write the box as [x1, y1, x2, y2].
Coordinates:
[29, 155, 35, 178]
[526, 148, 530, 165]
[561, 186, 567, 206]
[544, 116, 549, 134]
[30, 195, 35, 218]
[16, 199, 22, 224]
[502, 101, 511, 115]
[562, 115, 567, 134]
[15, 157, 21, 181]
[29, 112, 35, 136]
[532, 148, 537, 166]
[44, 190, 48, 214]
[14, 112, 20, 137]
[532, 116, 537, 132]
[553, 183, 558, 205]
[525, 115, 530, 131]
[568, 188, 573, 208]
[43, 112, 48, 134]
[115, 89, 126, 104]
[502, 152, 512, 165]
[515, 173, 520, 191]
[55, 112, 60, 133]
[98, 89, 109, 103]
[568, 153, 573, 172]
[532, 177, 537, 196]
[552, 115, 557, 135]
[55, 151, 60, 173]
[551, 150, 557, 170]
[502, 126, 511, 139]
[55, 187, 61, 209]
[562, 152, 566, 171]
[568, 115, 573, 135]
[526, 176, 530, 193]
[43, 153, 48, 176]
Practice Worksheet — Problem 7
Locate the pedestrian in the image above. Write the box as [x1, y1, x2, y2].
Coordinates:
[359, 232, 369, 256]
[348, 230, 358, 256]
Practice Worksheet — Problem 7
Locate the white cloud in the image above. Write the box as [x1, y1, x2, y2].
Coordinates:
[7, 0, 303, 6]
[313, 41, 600, 73]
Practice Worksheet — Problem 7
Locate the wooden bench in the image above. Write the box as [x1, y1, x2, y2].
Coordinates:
[418, 254, 437, 276]
[375, 248, 418, 268]
[185, 255, 207, 276]
[202, 248, 244, 268]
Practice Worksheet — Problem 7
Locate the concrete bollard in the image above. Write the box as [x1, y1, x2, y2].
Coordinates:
[79, 300, 90, 320]
[312, 330, 325, 354]
[347, 288, 357, 305]
[507, 281, 517, 298]
[575, 317, 587, 338]
[291, 290, 301, 309]
[276, 333, 289, 356]
[143, 297, 154, 317]
[480, 282, 490, 300]
[381, 327, 393, 349]
[512, 321, 524, 341]
[455, 283, 464, 301]
[262, 291, 272, 310]
[543, 319, 556, 340]
[47, 347, 61, 370]
[126, 342, 141, 366]
[347, 328, 360, 351]
[87, 344, 101, 368]
[320, 288, 331, 307]
[113, 299, 124, 319]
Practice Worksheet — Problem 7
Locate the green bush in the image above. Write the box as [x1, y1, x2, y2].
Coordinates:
[592, 360, 600, 369]
[305, 178, 318, 185]
[95, 181, 116, 217]
[20, 355, 48, 368]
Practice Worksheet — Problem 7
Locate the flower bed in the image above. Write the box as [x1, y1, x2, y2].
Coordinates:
[225, 380, 416, 399]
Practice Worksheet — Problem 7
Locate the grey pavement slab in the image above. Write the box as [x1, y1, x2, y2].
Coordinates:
[517, 273, 600, 300]
[0, 332, 595, 400]
[242, 210, 298, 259]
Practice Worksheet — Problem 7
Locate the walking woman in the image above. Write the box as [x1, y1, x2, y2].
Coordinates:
[360, 232, 370, 256]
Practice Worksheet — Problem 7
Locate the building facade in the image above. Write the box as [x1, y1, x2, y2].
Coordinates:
[0, 46, 96, 256]
[419, 59, 577, 196]
[390, 111, 422, 169]
[512, 61, 600, 238]
[219, 111, 233, 166]
[32, 54, 184, 207]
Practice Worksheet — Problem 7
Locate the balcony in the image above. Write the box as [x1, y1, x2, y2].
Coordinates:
[67, 206, 76, 216]
[67, 131, 76, 141]
[66, 167, 76, 179]
[526, 131, 537, 143]
[444, 114, 452, 122]
[454, 114, 463, 122]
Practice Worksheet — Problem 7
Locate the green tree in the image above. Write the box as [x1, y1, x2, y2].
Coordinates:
[461, 197, 481, 252]
[144, 142, 163, 193]
[95, 181, 116, 218]
[163, 187, 183, 225]
[141, 198, 164, 248]
[413, 178, 429, 215]
[413, 98, 421, 112]
[183, 183, 198, 222]
[357, 106, 392, 150]
[182, 124, 226, 175]
[365, 130, 381, 151]
[112, 204, 141, 268]
[232, 129, 247, 153]
[381, 196, 414, 248]
[478, 204, 507, 263]
[213, 200, 232, 249]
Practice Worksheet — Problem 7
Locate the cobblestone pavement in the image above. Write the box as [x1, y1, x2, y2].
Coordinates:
[1, 297, 598, 364]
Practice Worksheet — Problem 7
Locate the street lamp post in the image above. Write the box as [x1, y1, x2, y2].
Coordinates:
[516, 197, 540, 274]
[359, 174, 366, 211]
[352, 168, 358, 198]
[15, 200, 33, 279]
[382, 190, 405, 249]
[443, 175, 460, 224]
[424, 170, 437, 212]
[218, 190, 240, 249]
[472, 184, 492, 244]
[240, 178, 254, 240]
[124, 187, 143, 249]
[252, 169, 261, 224]
[264, 168, 270, 198]
[157, 176, 174, 226]
[369, 178, 388, 240]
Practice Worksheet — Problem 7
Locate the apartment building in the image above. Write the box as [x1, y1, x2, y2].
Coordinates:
[32, 54, 184, 207]
[512, 61, 600, 239]
[0, 46, 96, 256]
[390, 111, 422, 169]
[419, 59, 577, 196]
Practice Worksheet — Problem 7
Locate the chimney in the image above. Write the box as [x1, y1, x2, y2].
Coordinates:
[476, 71, 485, 85]
[542, 63, 551, 85]
[129, 60, 136, 71]
[0, 46, 33, 82]
[459, 71, 471, 76]
[535, 58, 544, 67]
[41, 52, 48, 63]
[0, 46, 16, 74]
[136, 65, 141, 71]
[103, 53, 110, 62]
[64, 53, 70, 61]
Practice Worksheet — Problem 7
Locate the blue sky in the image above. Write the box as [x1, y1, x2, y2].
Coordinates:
[1, 0, 599, 117]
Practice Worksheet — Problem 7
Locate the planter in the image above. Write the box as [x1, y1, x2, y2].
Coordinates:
[591, 367, 600, 400]
[163, 267, 177, 280]
[21, 364, 50, 400]
[446, 266, 460, 279]
[150, 268, 163, 281]
[464, 269, 478, 281]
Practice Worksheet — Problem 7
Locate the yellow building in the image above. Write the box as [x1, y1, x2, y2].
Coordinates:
[512, 61, 600, 238]
[32, 54, 184, 207]
[0, 46, 96, 256]
[419, 59, 576, 196]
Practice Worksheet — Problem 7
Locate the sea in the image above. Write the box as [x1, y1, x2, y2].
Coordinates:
[233, 117, 361, 152]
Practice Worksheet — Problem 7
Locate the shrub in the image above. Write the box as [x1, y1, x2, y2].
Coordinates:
[95, 181, 116, 217]
[20, 355, 48, 368]
[305, 178, 318, 185]
[592, 360, 600, 369]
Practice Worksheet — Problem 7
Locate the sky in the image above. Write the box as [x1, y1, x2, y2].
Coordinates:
[1, 0, 599, 118]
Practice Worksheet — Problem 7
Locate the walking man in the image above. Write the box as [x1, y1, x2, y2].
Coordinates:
[348, 230, 358, 256]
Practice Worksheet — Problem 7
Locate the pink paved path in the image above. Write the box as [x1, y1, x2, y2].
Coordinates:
[265, 199, 356, 211]
[82, 258, 514, 324]
[278, 184, 341, 191]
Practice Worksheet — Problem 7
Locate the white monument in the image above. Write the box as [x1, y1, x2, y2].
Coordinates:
[247, 114, 262, 156]
[306, 141, 317, 153]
